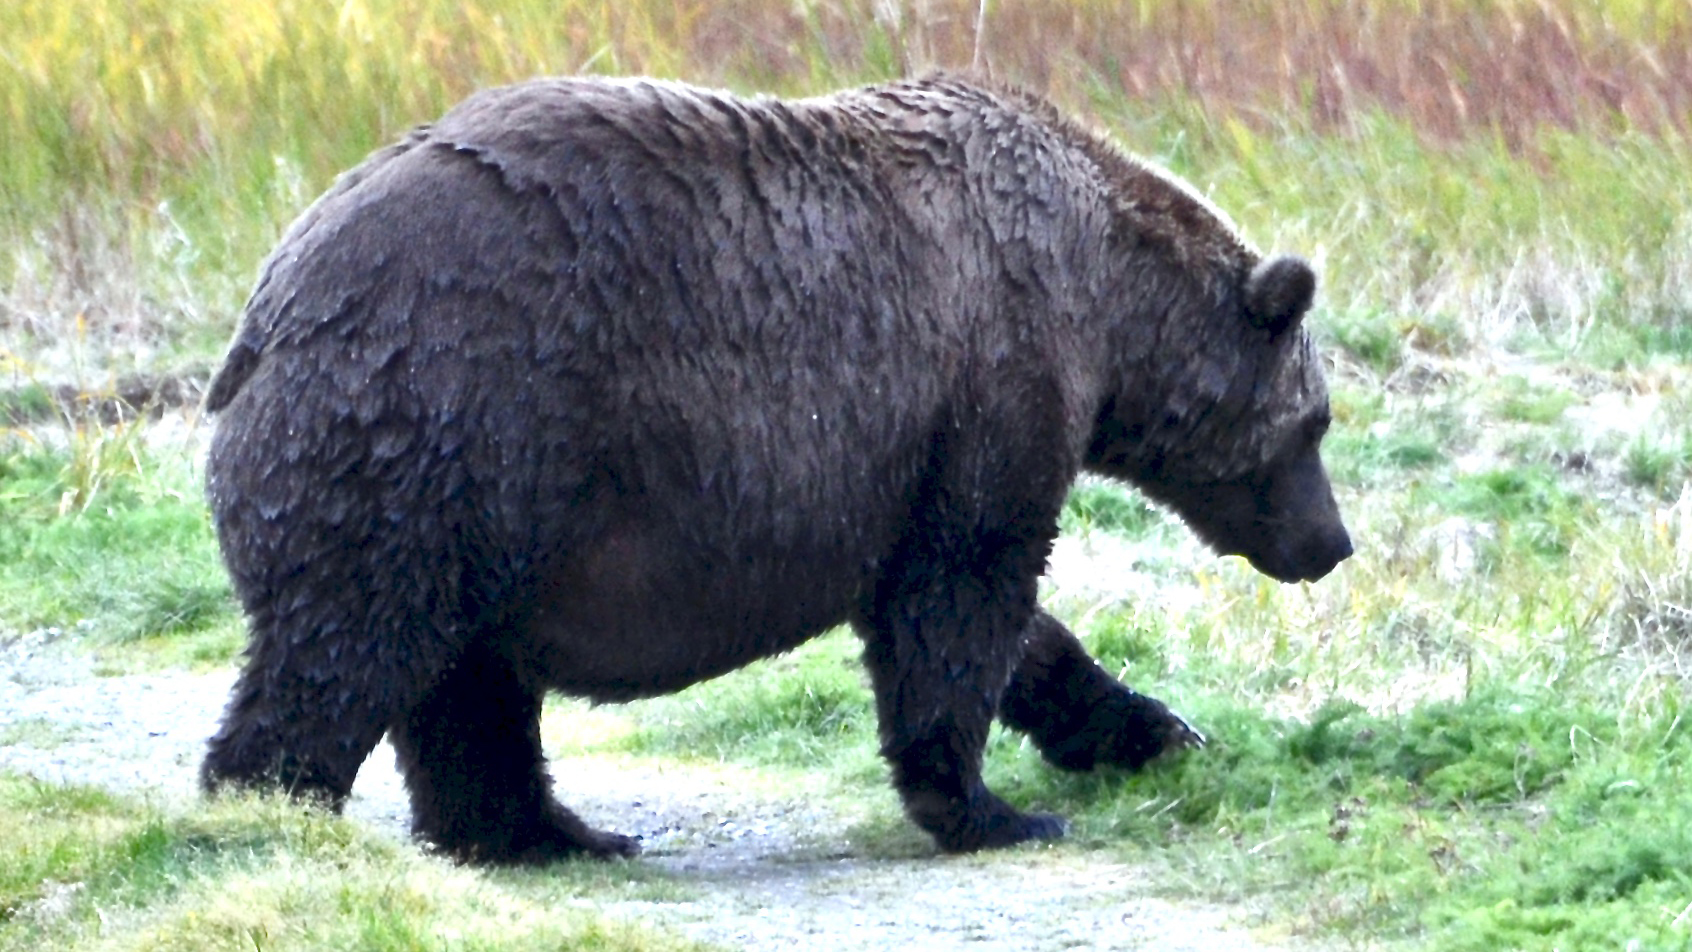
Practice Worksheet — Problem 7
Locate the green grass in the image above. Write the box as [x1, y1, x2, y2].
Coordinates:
[4, 0, 1692, 949]
[0, 426, 236, 658]
[614, 562, 1692, 950]
[1060, 480, 1166, 538]
[0, 719, 86, 750]
[988, 677, 1692, 950]
[622, 630, 878, 772]
[0, 774, 717, 952]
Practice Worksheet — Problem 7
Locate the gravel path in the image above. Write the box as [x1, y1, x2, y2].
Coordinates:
[1, 599, 1330, 952]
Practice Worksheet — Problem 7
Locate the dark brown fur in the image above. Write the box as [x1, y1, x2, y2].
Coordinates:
[201, 74, 1351, 861]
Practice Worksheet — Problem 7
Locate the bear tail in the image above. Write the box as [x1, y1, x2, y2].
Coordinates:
[204, 335, 261, 413]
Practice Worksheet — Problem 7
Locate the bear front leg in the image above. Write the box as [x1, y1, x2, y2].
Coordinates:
[859, 558, 1064, 853]
[388, 642, 638, 864]
[998, 610, 1205, 771]
[881, 712, 1067, 852]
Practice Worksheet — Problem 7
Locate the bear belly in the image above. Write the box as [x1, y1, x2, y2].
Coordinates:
[512, 520, 867, 702]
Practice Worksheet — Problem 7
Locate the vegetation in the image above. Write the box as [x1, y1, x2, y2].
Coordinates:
[0, 774, 716, 952]
[2, 0, 1690, 950]
[4, 0, 1690, 375]
[0, 411, 240, 667]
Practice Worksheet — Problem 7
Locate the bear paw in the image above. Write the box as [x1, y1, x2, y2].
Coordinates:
[432, 805, 642, 865]
[505, 825, 642, 865]
[1040, 689, 1205, 772]
[908, 786, 1068, 853]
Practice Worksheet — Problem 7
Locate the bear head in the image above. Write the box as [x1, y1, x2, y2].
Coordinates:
[1086, 251, 1352, 584]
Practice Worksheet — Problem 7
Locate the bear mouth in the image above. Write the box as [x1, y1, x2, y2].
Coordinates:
[1241, 527, 1354, 583]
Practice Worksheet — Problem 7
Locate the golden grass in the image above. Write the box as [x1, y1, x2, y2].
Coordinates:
[3, 0, 1688, 210]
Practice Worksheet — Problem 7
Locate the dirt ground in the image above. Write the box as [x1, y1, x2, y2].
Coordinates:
[0, 622, 1343, 952]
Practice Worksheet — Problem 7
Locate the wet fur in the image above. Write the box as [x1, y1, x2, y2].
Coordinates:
[201, 73, 1347, 861]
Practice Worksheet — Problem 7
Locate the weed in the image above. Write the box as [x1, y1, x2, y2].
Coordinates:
[54, 413, 148, 515]
[1325, 426, 1447, 488]
[1623, 437, 1688, 497]
[0, 385, 54, 425]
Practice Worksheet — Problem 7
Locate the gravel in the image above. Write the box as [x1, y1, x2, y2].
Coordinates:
[1, 592, 1332, 952]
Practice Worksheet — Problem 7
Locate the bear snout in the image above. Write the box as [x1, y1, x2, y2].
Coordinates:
[1253, 523, 1353, 583]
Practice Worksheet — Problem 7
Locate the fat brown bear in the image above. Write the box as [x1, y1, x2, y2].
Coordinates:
[200, 73, 1352, 863]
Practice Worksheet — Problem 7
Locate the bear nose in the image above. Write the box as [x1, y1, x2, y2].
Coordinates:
[1296, 526, 1353, 582]
[1333, 528, 1354, 562]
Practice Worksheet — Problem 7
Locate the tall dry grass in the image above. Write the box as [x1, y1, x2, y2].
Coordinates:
[972, 0, 1692, 146]
[3, 0, 1688, 210]
[0, 0, 1687, 377]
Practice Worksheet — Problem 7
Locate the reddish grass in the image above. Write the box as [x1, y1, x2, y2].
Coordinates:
[678, 1, 1692, 145]
[4, 0, 1687, 210]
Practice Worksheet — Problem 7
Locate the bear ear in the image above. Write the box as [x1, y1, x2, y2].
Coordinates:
[1243, 255, 1317, 337]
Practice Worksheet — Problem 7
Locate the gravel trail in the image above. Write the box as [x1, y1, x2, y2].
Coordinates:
[1, 609, 1329, 952]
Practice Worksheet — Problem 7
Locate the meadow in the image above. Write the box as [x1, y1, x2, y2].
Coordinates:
[3, 1, 1691, 950]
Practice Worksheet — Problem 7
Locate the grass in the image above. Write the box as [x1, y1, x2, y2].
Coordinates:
[622, 632, 878, 771]
[4, 0, 1691, 378]
[3, 0, 1691, 949]
[0, 774, 718, 952]
[0, 719, 86, 749]
[603, 496, 1692, 948]
[1060, 479, 1165, 538]
[0, 416, 236, 661]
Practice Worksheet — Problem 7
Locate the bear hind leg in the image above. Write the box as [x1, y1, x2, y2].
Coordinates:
[389, 642, 637, 864]
[998, 610, 1205, 771]
[202, 612, 409, 809]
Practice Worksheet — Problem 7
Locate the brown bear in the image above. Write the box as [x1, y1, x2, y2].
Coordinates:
[200, 73, 1351, 863]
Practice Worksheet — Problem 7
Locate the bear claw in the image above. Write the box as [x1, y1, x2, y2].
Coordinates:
[1165, 709, 1207, 750]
